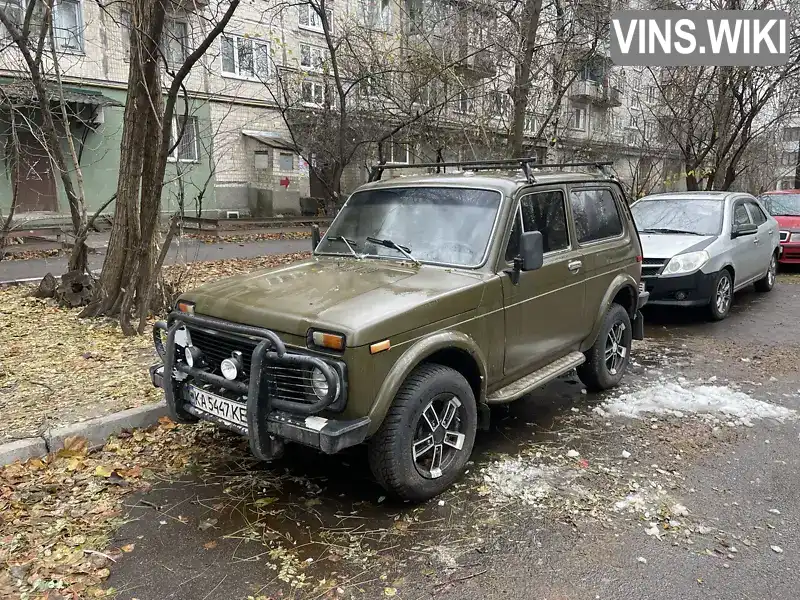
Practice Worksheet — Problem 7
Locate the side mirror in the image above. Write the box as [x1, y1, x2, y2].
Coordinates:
[509, 231, 543, 284]
[732, 222, 757, 238]
[311, 224, 321, 250]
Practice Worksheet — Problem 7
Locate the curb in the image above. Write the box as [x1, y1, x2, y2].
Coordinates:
[0, 401, 168, 466]
[0, 269, 102, 287]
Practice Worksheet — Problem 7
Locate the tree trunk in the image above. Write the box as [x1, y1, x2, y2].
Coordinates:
[508, 0, 544, 158]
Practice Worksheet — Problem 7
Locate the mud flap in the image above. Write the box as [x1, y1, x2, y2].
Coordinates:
[632, 310, 645, 341]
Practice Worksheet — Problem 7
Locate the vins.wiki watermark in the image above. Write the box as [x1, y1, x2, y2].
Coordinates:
[610, 10, 790, 66]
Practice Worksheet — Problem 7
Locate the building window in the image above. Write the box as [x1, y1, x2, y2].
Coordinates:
[360, 0, 391, 30]
[120, 8, 131, 59]
[299, 3, 331, 32]
[389, 139, 409, 163]
[783, 127, 800, 142]
[0, 0, 23, 39]
[300, 43, 326, 72]
[524, 113, 538, 133]
[646, 85, 657, 102]
[278, 152, 294, 171]
[570, 106, 586, 130]
[53, 0, 84, 52]
[302, 80, 325, 105]
[164, 19, 189, 67]
[457, 90, 474, 114]
[169, 116, 198, 162]
[781, 151, 798, 167]
[221, 35, 270, 79]
[489, 91, 508, 118]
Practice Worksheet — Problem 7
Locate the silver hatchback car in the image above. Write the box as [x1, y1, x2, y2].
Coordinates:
[631, 192, 780, 320]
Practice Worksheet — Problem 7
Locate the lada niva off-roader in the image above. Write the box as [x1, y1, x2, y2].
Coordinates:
[150, 158, 648, 501]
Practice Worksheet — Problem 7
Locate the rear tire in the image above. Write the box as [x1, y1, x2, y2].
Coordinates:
[754, 252, 777, 293]
[577, 304, 632, 392]
[708, 270, 733, 321]
[368, 364, 477, 502]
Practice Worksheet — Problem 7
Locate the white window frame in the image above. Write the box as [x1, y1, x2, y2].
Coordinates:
[457, 90, 475, 114]
[301, 80, 326, 106]
[299, 3, 331, 33]
[570, 106, 587, 131]
[299, 42, 326, 72]
[388, 139, 410, 164]
[53, 0, 85, 53]
[164, 18, 189, 68]
[168, 116, 199, 163]
[359, 0, 391, 31]
[221, 34, 271, 81]
[277, 151, 294, 172]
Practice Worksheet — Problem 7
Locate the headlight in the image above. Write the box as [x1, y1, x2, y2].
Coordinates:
[184, 345, 204, 368]
[792, 232, 800, 242]
[309, 366, 338, 400]
[662, 250, 710, 276]
[220, 352, 243, 380]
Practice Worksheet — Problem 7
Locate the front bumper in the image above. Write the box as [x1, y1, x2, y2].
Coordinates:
[642, 270, 716, 307]
[151, 312, 370, 459]
[778, 241, 800, 264]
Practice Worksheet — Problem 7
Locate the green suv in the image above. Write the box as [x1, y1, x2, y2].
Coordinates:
[150, 159, 648, 501]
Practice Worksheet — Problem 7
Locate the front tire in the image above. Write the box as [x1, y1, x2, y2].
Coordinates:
[368, 364, 477, 502]
[577, 303, 632, 392]
[708, 269, 733, 321]
[754, 252, 777, 293]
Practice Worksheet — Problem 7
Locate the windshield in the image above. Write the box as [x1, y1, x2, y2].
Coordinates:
[316, 187, 502, 266]
[760, 193, 800, 217]
[632, 198, 723, 236]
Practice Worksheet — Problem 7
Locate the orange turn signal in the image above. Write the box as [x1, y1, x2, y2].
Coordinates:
[311, 331, 345, 351]
[370, 339, 391, 354]
[176, 300, 195, 314]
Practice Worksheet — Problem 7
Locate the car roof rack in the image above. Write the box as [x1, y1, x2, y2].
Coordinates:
[367, 158, 614, 184]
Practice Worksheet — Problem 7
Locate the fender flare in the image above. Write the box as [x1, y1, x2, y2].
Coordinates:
[582, 273, 639, 351]
[366, 331, 488, 436]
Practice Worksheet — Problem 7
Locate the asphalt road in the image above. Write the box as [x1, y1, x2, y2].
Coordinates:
[106, 278, 800, 600]
[0, 238, 310, 284]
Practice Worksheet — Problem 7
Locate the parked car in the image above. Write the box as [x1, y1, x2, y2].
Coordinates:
[631, 191, 779, 321]
[149, 159, 648, 501]
[757, 189, 800, 266]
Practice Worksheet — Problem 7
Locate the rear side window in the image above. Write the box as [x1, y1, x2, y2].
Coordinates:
[570, 188, 623, 243]
[746, 201, 767, 225]
[733, 203, 751, 226]
[520, 190, 570, 253]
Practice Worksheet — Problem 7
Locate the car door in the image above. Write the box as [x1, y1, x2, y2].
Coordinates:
[501, 187, 588, 378]
[730, 198, 760, 284]
[745, 199, 776, 273]
[569, 184, 634, 325]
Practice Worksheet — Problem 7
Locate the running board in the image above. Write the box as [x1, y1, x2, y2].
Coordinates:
[487, 352, 586, 404]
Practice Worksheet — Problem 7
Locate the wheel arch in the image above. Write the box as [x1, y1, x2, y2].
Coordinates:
[367, 331, 488, 437]
[581, 273, 639, 352]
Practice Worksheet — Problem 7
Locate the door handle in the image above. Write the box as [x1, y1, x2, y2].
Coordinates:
[568, 260, 582, 272]
[753, 238, 760, 244]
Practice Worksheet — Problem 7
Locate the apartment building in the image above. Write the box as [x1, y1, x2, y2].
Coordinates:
[0, 0, 681, 223]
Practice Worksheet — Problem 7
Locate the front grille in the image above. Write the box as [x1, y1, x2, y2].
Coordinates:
[780, 231, 790, 242]
[642, 259, 667, 277]
[185, 326, 345, 409]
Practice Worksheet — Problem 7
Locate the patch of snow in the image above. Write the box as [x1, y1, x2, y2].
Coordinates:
[596, 382, 796, 425]
[772, 545, 783, 554]
[621, 450, 631, 459]
[479, 457, 579, 506]
[566, 449, 580, 458]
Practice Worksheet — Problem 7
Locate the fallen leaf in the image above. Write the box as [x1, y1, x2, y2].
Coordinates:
[158, 416, 177, 430]
[94, 465, 115, 478]
[203, 541, 218, 550]
[121, 544, 135, 553]
[383, 587, 397, 597]
[198, 518, 218, 531]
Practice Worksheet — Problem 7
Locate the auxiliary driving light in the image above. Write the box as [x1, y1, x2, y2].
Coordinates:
[184, 345, 204, 368]
[220, 351, 243, 381]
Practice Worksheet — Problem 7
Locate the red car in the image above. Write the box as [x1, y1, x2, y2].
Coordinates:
[759, 190, 800, 265]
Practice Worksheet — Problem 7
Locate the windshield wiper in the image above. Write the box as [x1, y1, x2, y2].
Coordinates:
[366, 236, 420, 264]
[326, 236, 360, 258]
[639, 228, 705, 236]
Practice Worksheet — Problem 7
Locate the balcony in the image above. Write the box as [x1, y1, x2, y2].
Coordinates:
[569, 80, 622, 107]
[455, 46, 496, 78]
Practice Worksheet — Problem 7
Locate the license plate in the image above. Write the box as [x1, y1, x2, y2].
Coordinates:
[187, 386, 248, 430]
[639, 281, 646, 294]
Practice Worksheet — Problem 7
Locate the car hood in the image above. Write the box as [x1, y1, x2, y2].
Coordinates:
[181, 257, 487, 347]
[639, 233, 715, 259]
[774, 215, 800, 230]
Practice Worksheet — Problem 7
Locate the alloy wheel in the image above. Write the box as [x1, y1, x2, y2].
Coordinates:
[412, 395, 466, 479]
[604, 321, 627, 376]
[716, 276, 732, 315]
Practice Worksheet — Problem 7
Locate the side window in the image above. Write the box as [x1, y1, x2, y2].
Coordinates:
[746, 201, 767, 225]
[520, 190, 570, 253]
[733, 203, 751, 227]
[505, 210, 522, 262]
[569, 188, 624, 243]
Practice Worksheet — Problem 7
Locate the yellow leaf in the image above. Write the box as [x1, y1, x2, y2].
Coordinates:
[383, 588, 397, 597]
[121, 544, 135, 553]
[95, 465, 114, 478]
